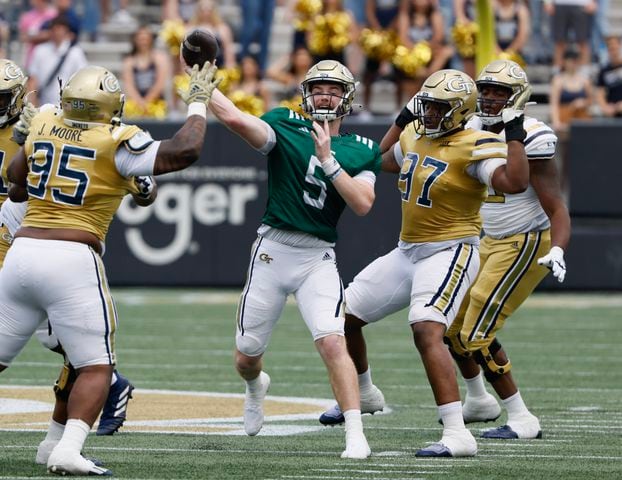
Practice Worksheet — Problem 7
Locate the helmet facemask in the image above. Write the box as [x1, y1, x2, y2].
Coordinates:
[0, 60, 27, 127]
[476, 83, 513, 126]
[476, 60, 530, 126]
[414, 95, 461, 138]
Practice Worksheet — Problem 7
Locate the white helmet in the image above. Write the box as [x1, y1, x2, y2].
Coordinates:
[0, 59, 27, 127]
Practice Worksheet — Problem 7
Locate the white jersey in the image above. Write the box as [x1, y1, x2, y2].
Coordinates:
[467, 116, 557, 239]
[0, 198, 27, 237]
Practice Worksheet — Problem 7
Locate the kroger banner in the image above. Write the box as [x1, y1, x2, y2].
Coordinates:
[104, 120, 620, 290]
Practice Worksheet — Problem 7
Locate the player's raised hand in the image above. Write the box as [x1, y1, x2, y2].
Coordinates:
[311, 119, 342, 181]
[12, 102, 39, 145]
[177, 62, 221, 106]
[537, 246, 566, 283]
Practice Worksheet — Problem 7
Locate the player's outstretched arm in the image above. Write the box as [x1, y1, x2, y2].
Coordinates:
[207, 88, 271, 151]
[311, 120, 375, 216]
[154, 63, 220, 175]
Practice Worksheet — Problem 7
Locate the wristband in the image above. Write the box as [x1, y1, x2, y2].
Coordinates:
[395, 106, 417, 129]
[321, 155, 341, 177]
[187, 102, 207, 119]
[326, 167, 343, 181]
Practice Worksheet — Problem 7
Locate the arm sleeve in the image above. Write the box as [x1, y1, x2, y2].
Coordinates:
[256, 123, 277, 155]
[466, 157, 507, 186]
[393, 142, 405, 168]
[114, 137, 161, 177]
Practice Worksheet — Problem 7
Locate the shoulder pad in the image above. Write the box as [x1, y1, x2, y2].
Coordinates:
[125, 130, 155, 153]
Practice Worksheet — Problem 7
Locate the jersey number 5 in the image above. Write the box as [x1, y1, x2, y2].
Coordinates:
[303, 155, 327, 209]
[399, 153, 448, 208]
[27, 141, 96, 206]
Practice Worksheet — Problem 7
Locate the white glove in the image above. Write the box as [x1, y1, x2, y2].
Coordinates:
[537, 246, 566, 283]
[133, 176, 156, 199]
[12, 102, 39, 145]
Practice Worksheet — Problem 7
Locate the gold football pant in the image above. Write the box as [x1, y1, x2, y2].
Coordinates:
[446, 229, 551, 354]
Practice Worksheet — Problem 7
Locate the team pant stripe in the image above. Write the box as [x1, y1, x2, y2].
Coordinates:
[90, 250, 115, 364]
[426, 245, 463, 308]
[334, 277, 344, 317]
[442, 244, 474, 315]
[237, 236, 263, 336]
[468, 231, 542, 341]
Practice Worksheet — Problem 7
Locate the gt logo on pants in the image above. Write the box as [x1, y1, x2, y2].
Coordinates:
[259, 253, 273, 264]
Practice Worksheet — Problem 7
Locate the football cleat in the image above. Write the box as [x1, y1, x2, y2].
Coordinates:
[482, 414, 542, 439]
[244, 371, 271, 436]
[341, 432, 371, 459]
[36, 439, 105, 467]
[319, 384, 385, 426]
[416, 429, 477, 457]
[47, 448, 112, 476]
[96, 371, 134, 436]
[462, 393, 502, 424]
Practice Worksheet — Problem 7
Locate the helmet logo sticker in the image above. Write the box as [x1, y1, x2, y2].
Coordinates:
[447, 78, 473, 94]
[102, 73, 121, 93]
[509, 65, 527, 80]
[4, 62, 22, 80]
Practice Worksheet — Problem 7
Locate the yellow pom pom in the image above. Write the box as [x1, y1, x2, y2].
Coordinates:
[215, 67, 242, 95]
[229, 90, 265, 117]
[159, 20, 186, 57]
[392, 42, 432, 77]
[451, 21, 479, 58]
[498, 50, 526, 68]
[279, 95, 306, 116]
[308, 12, 351, 55]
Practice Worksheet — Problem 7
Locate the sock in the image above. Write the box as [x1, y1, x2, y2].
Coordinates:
[43, 419, 65, 442]
[464, 372, 488, 398]
[502, 391, 530, 420]
[358, 369, 373, 391]
[343, 409, 363, 434]
[110, 370, 118, 386]
[245, 372, 263, 393]
[55, 419, 90, 454]
[438, 401, 465, 431]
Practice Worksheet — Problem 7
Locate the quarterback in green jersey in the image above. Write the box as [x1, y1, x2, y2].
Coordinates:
[208, 60, 381, 459]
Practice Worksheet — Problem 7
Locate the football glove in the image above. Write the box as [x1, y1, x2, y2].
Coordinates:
[133, 175, 156, 199]
[502, 107, 526, 143]
[177, 62, 221, 106]
[512, 84, 533, 111]
[11, 102, 39, 146]
[537, 246, 566, 283]
[395, 95, 417, 129]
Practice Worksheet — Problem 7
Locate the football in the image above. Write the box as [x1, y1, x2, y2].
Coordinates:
[181, 28, 219, 68]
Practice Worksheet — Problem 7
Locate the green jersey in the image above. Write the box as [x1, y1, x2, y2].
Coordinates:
[260, 108, 382, 243]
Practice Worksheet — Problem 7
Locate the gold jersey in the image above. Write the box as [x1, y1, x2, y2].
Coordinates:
[0, 123, 21, 209]
[23, 108, 141, 241]
[398, 123, 506, 243]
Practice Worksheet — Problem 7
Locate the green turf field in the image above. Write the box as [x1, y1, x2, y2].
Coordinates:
[1, 290, 621, 479]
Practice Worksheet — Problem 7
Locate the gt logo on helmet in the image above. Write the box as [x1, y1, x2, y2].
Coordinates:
[4, 62, 23, 81]
[102, 73, 121, 93]
[447, 78, 473, 94]
[508, 65, 527, 80]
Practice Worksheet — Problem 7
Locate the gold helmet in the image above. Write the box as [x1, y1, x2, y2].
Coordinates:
[0, 59, 27, 127]
[301, 60, 357, 121]
[413, 69, 477, 138]
[476, 59, 531, 126]
[60, 66, 124, 128]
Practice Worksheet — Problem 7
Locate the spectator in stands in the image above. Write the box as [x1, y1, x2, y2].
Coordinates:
[266, 45, 313, 102]
[40, 0, 81, 39]
[494, 0, 530, 58]
[550, 47, 593, 132]
[453, 0, 477, 78]
[360, 0, 402, 117]
[122, 25, 171, 118]
[187, 0, 237, 69]
[238, 0, 276, 75]
[18, 0, 57, 69]
[397, 0, 454, 100]
[0, 13, 9, 58]
[544, 0, 596, 73]
[26, 14, 88, 106]
[595, 35, 622, 117]
[101, 0, 136, 26]
[232, 54, 272, 111]
[162, 0, 198, 24]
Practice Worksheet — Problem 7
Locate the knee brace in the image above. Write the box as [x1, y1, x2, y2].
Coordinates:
[443, 334, 472, 362]
[473, 339, 512, 382]
[53, 361, 77, 402]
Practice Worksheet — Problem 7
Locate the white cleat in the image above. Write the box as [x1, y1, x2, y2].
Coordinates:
[462, 393, 502, 424]
[244, 371, 271, 436]
[320, 384, 386, 426]
[35, 439, 58, 465]
[47, 448, 112, 476]
[341, 432, 371, 459]
[416, 429, 477, 457]
[483, 413, 542, 439]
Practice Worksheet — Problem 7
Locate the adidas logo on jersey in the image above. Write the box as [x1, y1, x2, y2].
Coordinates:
[322, 252, 332, 261]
